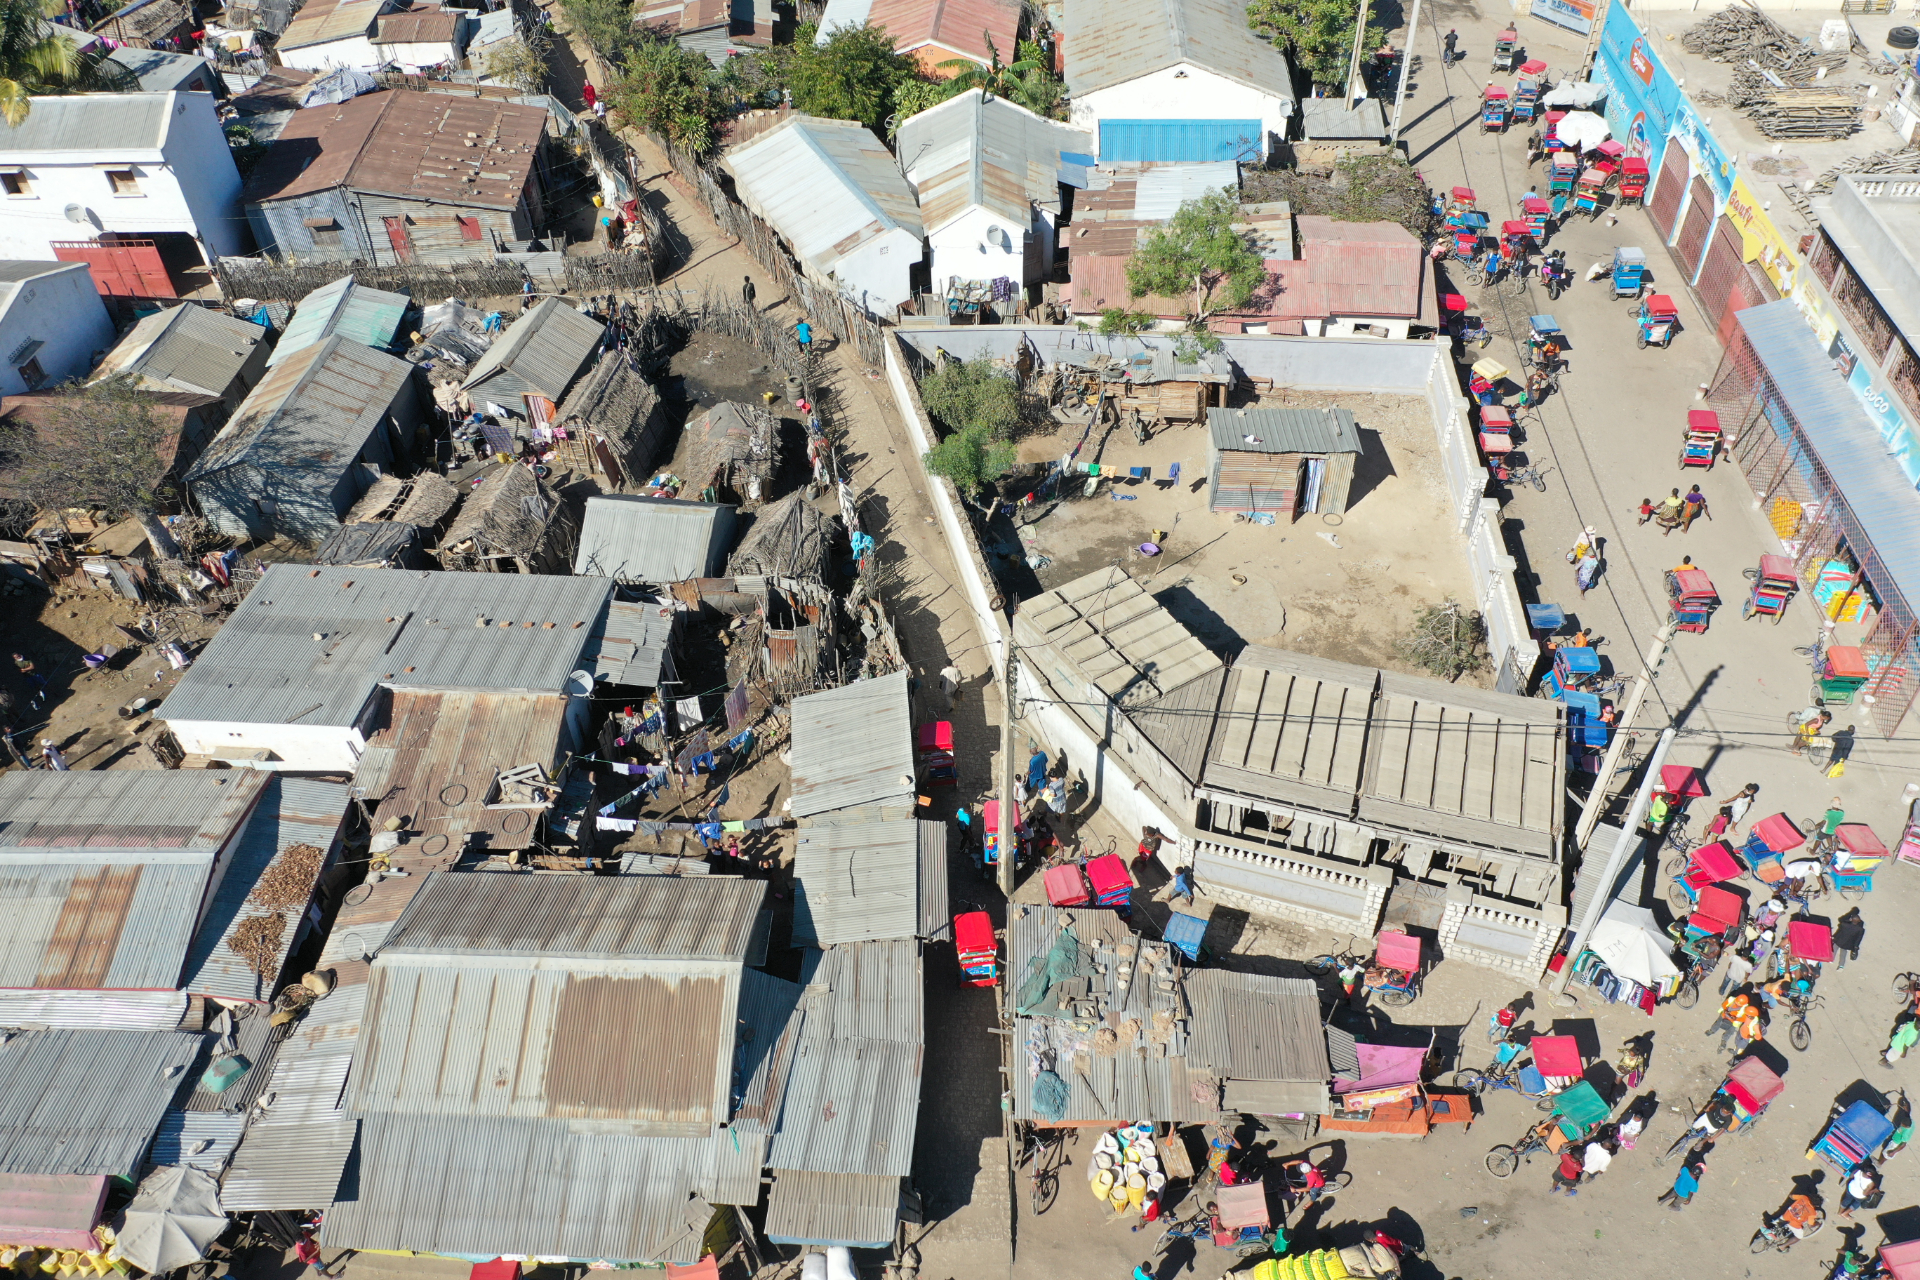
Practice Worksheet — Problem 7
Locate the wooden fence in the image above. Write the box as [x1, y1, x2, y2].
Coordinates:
[214, 252, 657, 303]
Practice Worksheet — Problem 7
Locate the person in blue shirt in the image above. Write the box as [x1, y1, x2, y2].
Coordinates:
[796, 320, 813, 354]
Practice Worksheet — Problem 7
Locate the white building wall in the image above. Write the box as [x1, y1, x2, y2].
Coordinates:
[166, 719, 366, 772]
[0, 265, 114, 395]
[374, 38, 462, 66]
[1315, 315, 1413, 339]
[1072, 65, 1289, 159]
[830, 226, 919, 315]
[928, 205, 1030, 294]
[279, 34, 381, 71]
[159, 93, 246, 258]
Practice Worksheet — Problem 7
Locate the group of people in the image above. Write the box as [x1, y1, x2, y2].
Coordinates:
[1637, 485, 1711, 534]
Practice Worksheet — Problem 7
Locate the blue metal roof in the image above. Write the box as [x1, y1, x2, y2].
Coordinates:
[1736, 301, 1920, 613]
[1099, 119, 1263, 164]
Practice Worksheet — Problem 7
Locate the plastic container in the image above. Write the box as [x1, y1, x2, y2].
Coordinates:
[1148, 1173, 1166, 1192]
[801, 1256, 827, 1280]
[1092, 1171, 1115, 1200]
[200, 1053, 251, 1094]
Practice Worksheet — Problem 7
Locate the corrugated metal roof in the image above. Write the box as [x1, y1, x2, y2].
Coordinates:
[0, 991, 187, 1030]
[185, 334, 413, 485]
[1359, 671, 1563, 859]
[242, 90, 385, 202]
[1736, 301, 1920, 613]
[181, 777, 349, 1003]
[1133, 162, 1241, 219]
[218, 1117, 357, 1211]
[866, 0, 1016, 62]
[722, 116, 924, 280]
[269, 276, 409, 368]
[1277, 217, 1426, 321]
[352, 690, 570, 852]
[1065, 0, 1295, 102]
[575, 495, 736, 582]
[279, 0, 386, 50]
[587, 599, 675, 688]
[0, 1172, 107, 1249]
[792, 812, 919, 946]
[917, 820, 949, 942]
[462, 297, 604, 401]
[372, 9, 457, 41]
[1326, 1024, 1359, 1077]
[1208, 407, 1361, 462]
[1300, 98, 1385, 140]
[321, 1116, 765, 1262]
[1181, 970, 1327, 1083]
[0, 1030, 204, 1178]
[803, 940, 922, 1044]
[1012, 565, 1225, 711]
[379, 871, 770, 961]
[764, 1170, 901, 1248]
[898, 89, 1091, 231]
[91, 304, 265, 399]
[0, 92, 171, 156]
[620, 854, 713, 875]
[732, 968, 805, 1133]
[159, 565, 612, 730]
[1203, 645, 1374, 813]
[0, 768, 267, 856]
[177, 1004, 282, 1113]
[146, 1109, 246, 1175]
[1098, 119, 1263, 164]
[105, 46, 211, 92]
[788, 671, 914, 817]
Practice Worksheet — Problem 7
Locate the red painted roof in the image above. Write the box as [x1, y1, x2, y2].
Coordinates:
[867, 0, 1020, 65]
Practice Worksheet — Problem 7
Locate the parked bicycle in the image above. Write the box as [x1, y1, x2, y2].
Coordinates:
[1304, 936, 1371, 978]
[1786, 991, 1824, 1053]
[1018, 1125, 1067, 1215]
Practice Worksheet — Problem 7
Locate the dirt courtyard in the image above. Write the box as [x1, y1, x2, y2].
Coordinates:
[1001, 389, 1489, 680]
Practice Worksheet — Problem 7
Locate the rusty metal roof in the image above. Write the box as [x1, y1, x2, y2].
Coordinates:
[764, 1170, 902, 1248]
[1278, 217, 1425, 320]
[245, 90, 545, 212]
[351, 690, 571, 854]
[865, 0, 1017, 64]
[371, 9, 458, 42]
[0, 769, 268, 857]
[1064, 0, 1295, 105]
[278, 0, 387, 49]
[898, 89, 1091, 232]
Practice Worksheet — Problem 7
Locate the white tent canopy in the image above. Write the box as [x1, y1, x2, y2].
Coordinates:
[1590, 901, 1681, 989]
[1552, 110, 1611, 151]
[111, 1166, 227, 1274]
[1543, 79, 1606, 108]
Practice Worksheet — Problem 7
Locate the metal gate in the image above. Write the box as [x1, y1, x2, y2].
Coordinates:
[1648, 153, 1687, 242]
[1672, 178, 1716, 281]
[1716, 259, 1782, 346]
[1695, 217, 1745, 340]
[49, 239, 174, 298]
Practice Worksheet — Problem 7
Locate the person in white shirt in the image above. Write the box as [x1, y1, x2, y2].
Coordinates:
[1582, 1141, 1615, 1181]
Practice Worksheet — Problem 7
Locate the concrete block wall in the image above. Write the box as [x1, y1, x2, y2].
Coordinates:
[1191, 838, 1393, 935]
[1436, 881, 1568, 979]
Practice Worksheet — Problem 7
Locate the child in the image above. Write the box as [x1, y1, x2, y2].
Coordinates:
[1705, 806, 1732, 839]
[1637, 497, 1656, 526]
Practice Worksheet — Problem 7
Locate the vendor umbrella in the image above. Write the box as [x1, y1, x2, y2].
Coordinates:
[1542, 79, 1606, 108]
[110, 1166, 227, 1274]
[1552, 110, 1611, 151]
[1590, 902, 1682, 989]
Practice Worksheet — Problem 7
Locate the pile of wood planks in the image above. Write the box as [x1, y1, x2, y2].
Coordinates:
[1682, 3, 1857, 134]
[1749, 87, 1864, 138]
[1782, 146, 1920, 217]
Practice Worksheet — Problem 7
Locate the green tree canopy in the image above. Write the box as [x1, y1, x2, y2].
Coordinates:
[1126, 189, 1267, 325]
[782, 22, 919, 133]
[1245, 0, 1383, 90]
[918, 357, 1020, 437]
[604, 31, 728, 151]
[0, 375, 182, 557]
[0, 0, 135, 126]
[936, 38, 1065, 119]
[923, 423, 1017, 493]
[560, 0, 640, 62]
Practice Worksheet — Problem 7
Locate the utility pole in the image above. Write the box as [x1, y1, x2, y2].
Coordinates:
[1344, 0, 1374, 103]
[1553, 727, 1675, 1002]
[1387, 0, 1424, 146]
[1573, 621, 1675, 850]
[997, 623, 1017, 898]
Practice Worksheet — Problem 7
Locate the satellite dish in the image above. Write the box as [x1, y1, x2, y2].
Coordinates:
[63, 203, 87, 223]
[986, 225, 1011, 251]
[566, 668, 593, 695]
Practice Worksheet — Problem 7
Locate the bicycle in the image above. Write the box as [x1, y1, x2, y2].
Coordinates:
[1500, 461, 1553, 492]
[1018, 1125, 1066, 1215]
[1304, 935, 1370, 977]
[1154, 1209, 1213, 1252]
[1786, 992, 1824, 1053]
[1893, 971, 1920, 1004]
[1278, 1161, 1353, 1206]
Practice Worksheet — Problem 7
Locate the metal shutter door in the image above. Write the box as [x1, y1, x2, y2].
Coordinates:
[1695, 217, 1744, 338]
[1673, 178, 1716, 280]
[1647, 153, 1687, 241]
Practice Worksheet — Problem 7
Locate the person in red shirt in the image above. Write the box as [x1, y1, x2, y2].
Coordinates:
[1284, 1159, 1328, 1204]
[1551, 1145, 1584, 1197]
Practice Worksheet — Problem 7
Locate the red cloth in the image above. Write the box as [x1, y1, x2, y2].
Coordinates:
[582, 82, 598, 108]
[1558, 1149, 1583, 1180]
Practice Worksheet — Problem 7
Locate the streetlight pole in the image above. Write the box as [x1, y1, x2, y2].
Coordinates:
[998, 625, 1017, 898]
[1387, 0, 1424, 147]
[1572, 621, 1675, 850]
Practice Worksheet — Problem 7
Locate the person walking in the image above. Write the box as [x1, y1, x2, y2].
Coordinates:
[1887, 1011, 1919, 1066]
[1840, 1163, 1880, 1220]
[1726, 782, 1759, 832]
[742, 275, 757, 309]
[1550, 1143, 1584, 1196]
[938, 663, 964, 707]
[1637, 496, 1656, 525]
[1655, 488, 1685, 535]
[581, 80, 597, 111]
[1720, 948, 1755, 997]
[1575, 547, 1602, 598]
[1706, 991, 1757, 1053]
[1658, 1149, 1708, 1210]
[1444, 28, 1458, 64]
[1835, 908, 1865, 970]
[1582, 1139, 1616, 1183]
[39, 740, 66, 771]
[1680, 484, 1711, 532]
[795, 319, 813, 356]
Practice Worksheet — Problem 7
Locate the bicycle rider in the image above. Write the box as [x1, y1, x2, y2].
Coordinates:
[1282, 1158, 1329, 1204]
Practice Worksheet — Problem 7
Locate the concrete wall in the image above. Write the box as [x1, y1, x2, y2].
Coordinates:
[829, 225, 919, 316]
[0, 264, 115, 395]
[1435, 881, 1565, 979]
[929, 204, 1033, 293]
[280, 34, 381, 71]
[162, 92, 248, 258]
[1073, 65, 1289, 160]
[373, 37, 463, 66]
[167, 717, 365, 771]
[1192, 835, 1394, 933]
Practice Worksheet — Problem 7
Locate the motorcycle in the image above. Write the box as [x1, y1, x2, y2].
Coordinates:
[1540, 250, 1570, 300]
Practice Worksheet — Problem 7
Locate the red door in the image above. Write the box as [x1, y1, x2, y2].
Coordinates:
[48, 239, 175, 298]
[383, 217, 413, 264]
[1647, 153, 1686, 242]
[1673, 177, 1716, 281]
[1695, 217, 1744, 343]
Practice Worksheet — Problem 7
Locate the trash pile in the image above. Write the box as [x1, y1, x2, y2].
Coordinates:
[406, 298, 499, 372]
[1682, 5, 1860, 138]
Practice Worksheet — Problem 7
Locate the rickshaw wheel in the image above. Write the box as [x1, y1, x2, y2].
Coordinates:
[1742, 600, 1756, 621]
[1453, 1069, 1490, 1095]
[1661, 851, 1690, 877]
[1486, 1147, 1518, 1178]
[1666, 883, 1692, 914]
[1636, 333, 1649, 350]
[1676, 979, 1699, 1010]
[1791, 1019, 1813, 1052]
[1379, 987, 1416, 1009]
[1839, 883, 1867, 901]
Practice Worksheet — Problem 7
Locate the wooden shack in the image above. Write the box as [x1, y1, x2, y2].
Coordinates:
[1206, 405, 1361, 520]
[688, 401, 778, 507]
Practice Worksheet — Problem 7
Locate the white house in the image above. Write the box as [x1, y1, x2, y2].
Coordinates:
[0, 92, 247, 275]
[897, 89, 1090, 296]
[368, 9, 466, 70]
[0, 261, 114, 394]
[722, 114, 924, 315]
[1064, 0, 1295, 162]
[276, 0, 394, 72]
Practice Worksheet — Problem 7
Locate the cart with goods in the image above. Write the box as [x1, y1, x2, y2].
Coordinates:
[1485, 1079, 1610, 1178]
[1742, 554, 1797, 622]
[1549, 153, 1580, 197]
[1814, 644, 1871, 705]
[1521, 194, 1550, 240]
[1084, 852, 1133, 911]
[1514, 61, 1546, 121]
[954, 910, 998, 986]
[1574, 167, 1607, 217]
[1827, 823, 1887, 896]
[1088, 1125, 1168, 1217]
[1251, 1242, 1403, 1280]
[1610, 246, 1647, 298]
[1637, 294, 1681, 348]
[1619, 156, 1650, 206]
[1163, 901, 1212, 962]
[1469, 357, 1507, 406]
[917, 721, 957, 787]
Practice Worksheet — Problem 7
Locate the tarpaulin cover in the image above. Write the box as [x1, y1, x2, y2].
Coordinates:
[1542, 79, 1607, 107]
[1084, 854, 1132, 895]
[1753, 812, 1805, 852]
[472, 1262, 522, 1280]
[300, 66, 378, 106]
[1552, 110, 1610, 149]
[0, 1174, 107, 1250]
[1015, 927, 1092, 1017]
[1331, 1044, 1427, 1093]
[110, 1167, 225, 1274]
[1374, 931, 1421, 971]
[1835, 823, 1889, 857]
[1726, 1056, 1785, 1110]
[1530, 1035, 1582, 1077]
[1550, 1081, 1610, 1130]
[1688, 840, 1742, 882]
[1660, 764, 1709, 798]
[1832, 1100, 1895, 1153]
[1788, 919, 1834, 962]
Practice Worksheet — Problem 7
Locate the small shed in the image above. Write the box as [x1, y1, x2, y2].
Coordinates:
[438, 461, 575, 574]
[91, 304, 271, 406]
[105, 46, 222, 94]
[575, 495, 737, 584]
[552, 352, 669, 491]
[313, 520, 429, 568]
[463, 297, 604, 411]
[687, 401, 778, 506]
[1206, 404, 1361, 520]
[726, 490, 834, 582]
[271, 275, 409, 368]
[341, 471, 460, 531]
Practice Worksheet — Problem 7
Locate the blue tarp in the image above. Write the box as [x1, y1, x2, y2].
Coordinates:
[1098, 119, 1264, 163]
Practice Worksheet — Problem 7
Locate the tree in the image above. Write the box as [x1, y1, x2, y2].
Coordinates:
[1241, 152, 1436, 241]
[560, 0, 640, 63]
[887, 76, 949, 135]
[785, 22, 918, 133]
[0, 376, 184, 558]
[1394, 600, 1488, 681]
[919, 357, 1020, 438]
[1096, 308, 1156, 337]
[1245, 0, 1383, 90]
[0, 0, 136, 126]
[936, 37, 1065, 119]
[604, 32, 728, 151]
[923, 424, 1017, 493]
[1126, 189, 1266, 326]
[484, 33, 550, 96]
